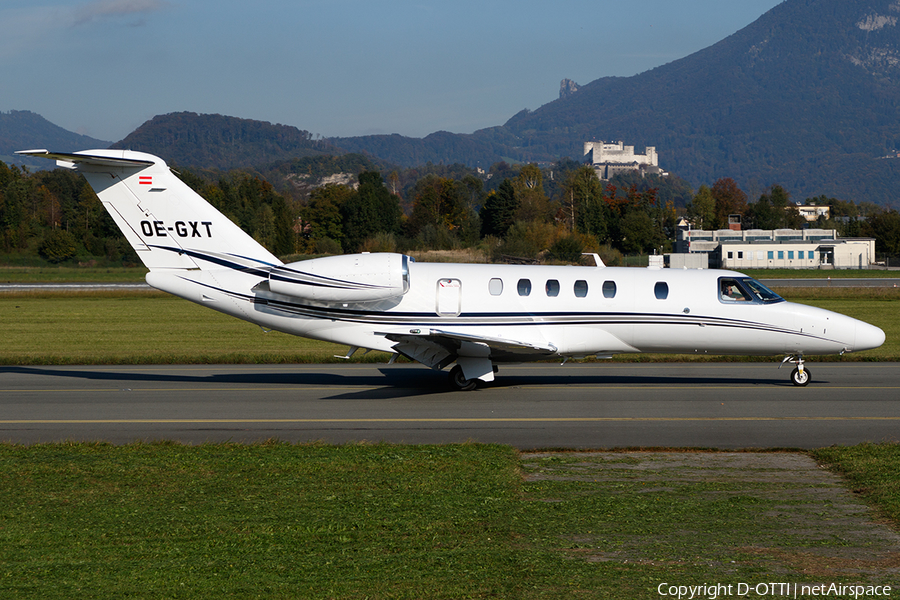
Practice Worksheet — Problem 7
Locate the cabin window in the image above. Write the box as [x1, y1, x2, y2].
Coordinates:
[602, 280, 616, 298]
[767, 251, 774, 260]
[798, 251, 805, 259]
[574, 280, 588, 298]
[545, 279, 560, 297]
[778, 251, 784, 259]
[788, 251, 794, 260]
[727, 251, 733, 259]
[654, 281, 669, 300]
[737, 251, 744, 260]
[489, 278, 503, 296]
[517, 279, 532, 296]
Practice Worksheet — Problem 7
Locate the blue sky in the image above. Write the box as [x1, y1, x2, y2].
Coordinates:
[1, 0, 782, 143]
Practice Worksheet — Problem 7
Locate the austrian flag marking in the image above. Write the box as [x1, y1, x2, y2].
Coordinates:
[139, 176, 152, 185]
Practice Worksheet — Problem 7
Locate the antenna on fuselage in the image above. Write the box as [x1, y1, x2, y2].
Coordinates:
[583, 253, 605, 267]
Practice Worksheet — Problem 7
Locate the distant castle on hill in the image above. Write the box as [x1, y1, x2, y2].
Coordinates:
[584, 141, 666, 180]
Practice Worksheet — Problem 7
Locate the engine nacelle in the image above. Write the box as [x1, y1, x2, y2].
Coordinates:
[268, 253, 411, 302]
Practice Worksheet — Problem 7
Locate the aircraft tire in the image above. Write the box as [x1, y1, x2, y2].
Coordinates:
[790, 366, 811, 386]
[449, 365, 477, 391]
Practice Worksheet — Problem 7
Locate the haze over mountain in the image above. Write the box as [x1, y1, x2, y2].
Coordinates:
[0, 110, 109, 169]
[335, 0, 900, 206]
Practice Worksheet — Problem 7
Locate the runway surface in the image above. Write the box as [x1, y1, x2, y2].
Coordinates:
[2, 362, 898, 448]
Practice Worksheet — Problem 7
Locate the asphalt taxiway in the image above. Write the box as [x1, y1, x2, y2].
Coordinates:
[2, 362, 898, 448]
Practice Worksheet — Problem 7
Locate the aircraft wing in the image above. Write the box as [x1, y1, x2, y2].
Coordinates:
[379, 328, 558, 370]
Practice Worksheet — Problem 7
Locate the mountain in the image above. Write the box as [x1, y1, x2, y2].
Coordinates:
[110, 112, 341, 170]
[336, 0, 900, 206]
[0, 110, 110, 169]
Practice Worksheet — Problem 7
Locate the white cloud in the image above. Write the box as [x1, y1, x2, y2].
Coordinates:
[72, 0, 170, 26]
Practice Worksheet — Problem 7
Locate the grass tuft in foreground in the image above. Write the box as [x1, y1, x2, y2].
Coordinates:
[812, 442, 900, 525]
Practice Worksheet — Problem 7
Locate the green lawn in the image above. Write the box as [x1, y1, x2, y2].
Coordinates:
[0, 292, 388, 365]
[0, 266, 149, 283]
[0, 443, 897, 599]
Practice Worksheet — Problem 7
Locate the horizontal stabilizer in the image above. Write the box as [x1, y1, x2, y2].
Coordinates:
[16, 149, 154, 169]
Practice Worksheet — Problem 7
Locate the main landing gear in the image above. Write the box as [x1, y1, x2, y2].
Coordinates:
[781, 355, 811, 386]
[449, 365, 478, 391]
[448, 364, 499, 391]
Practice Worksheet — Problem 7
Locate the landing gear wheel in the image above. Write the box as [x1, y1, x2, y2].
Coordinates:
[791, 366, 811, 386]
[449, 365, 477, 391]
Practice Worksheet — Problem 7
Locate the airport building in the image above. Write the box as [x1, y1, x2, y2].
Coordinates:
[672, 228, 876, 270]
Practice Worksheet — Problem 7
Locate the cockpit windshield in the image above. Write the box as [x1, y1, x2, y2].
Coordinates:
[718, 277, 784, 304]
[741, 278, 783, 303]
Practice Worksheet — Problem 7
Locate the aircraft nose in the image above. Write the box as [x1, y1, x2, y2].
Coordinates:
[855, 321, 886, 352]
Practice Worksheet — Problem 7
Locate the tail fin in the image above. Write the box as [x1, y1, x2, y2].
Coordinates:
[17, 149, 282, 272]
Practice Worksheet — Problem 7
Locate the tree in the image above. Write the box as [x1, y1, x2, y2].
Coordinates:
[480, 179, 518, 238]
[687, 185, 715, 229]
[620, 208, 663, 254]
[304, 184, 350, 244]
[340, 171, 401, 252]
[562, 166, 610, 242]
[39, 229, 77, 263]
[271, 195, 296, 256]
[749, 185, 805, 230]
[711, 178, 748, 229]
[863, 209, 900, 255]
[408, 175, 477, 242]
[748, 194, 778, 230]
[512, 164, 551, 223]
[549, 234, 585, 262]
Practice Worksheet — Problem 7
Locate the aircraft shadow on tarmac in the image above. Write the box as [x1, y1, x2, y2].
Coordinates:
[1, 365, 799, 400]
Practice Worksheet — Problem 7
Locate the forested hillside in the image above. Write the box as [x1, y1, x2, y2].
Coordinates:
[109, 113, 342, 171]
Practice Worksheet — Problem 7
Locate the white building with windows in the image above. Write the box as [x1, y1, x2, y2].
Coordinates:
[673, 228, 876, 269]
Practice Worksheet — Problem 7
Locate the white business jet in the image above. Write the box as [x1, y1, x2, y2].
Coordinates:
[19, 149, 885, 389]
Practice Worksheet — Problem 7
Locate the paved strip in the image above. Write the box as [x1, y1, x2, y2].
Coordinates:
[2, 363, 899, 447]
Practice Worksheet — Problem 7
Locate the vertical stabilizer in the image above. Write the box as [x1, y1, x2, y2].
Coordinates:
[16, 149, 282, 272]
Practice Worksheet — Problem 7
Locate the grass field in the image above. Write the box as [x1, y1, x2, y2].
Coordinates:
[0, 266, 149, 283]
[1, 288, 896, 364]
[0, 442, 897, 599]
[0, 291, 391, 365]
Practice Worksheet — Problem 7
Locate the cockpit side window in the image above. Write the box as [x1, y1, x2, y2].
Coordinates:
[719, 278, 753, 302]
[718, 277, 785, 304]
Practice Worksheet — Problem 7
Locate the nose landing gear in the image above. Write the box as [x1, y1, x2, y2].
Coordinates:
[781, 355, 811, 386]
